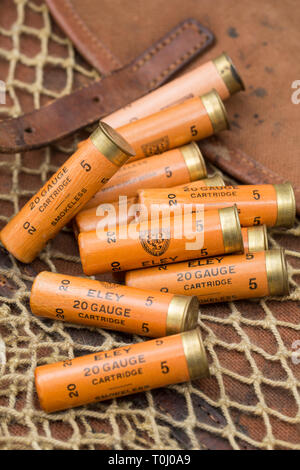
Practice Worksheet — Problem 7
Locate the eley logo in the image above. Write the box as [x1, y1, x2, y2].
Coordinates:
[139, 228, 171, 257]
[0, 80, 6, 104]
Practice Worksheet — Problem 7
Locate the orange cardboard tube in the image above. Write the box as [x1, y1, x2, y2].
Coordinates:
[30, 272, 199, 338]
[78, 206, 243, 275]
[0, 123, 135, 263]
[81, 142, 207, 210]
[74, 176, 225, 235]
[125, 249, 289, 303]
[118, 90, 229, 162]
[104, 53, 244, 129]
[138, 183, 296, 227]
[35, 328, 209, 412]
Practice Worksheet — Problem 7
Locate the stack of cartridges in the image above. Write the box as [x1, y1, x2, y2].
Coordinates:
[0, 53, 295, 413]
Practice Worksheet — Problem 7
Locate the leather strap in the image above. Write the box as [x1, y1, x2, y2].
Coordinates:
[46, 0, 123, 75]
[0, 19, 214, 154]
[199, 136, 300, 215]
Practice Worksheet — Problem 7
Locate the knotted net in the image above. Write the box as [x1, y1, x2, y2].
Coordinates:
[0, 0, 299, 450]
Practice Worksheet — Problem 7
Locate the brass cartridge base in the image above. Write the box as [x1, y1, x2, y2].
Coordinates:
[201, 89, 230, 133]
[166, 295, 199, 335]
[219, 205, 244, 254]
[91, 121, 135, 166]
[213, 52, 245, 95]
[247, 225, 268, 252]
[181, 142, 207, 182]
[181, 328, 210, 380]
[274, 183, 296, 228]
[201, 174, 225, 187]
[265, 249, 289, 296]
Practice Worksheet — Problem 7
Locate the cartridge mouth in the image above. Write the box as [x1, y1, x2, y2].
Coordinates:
[181, 328, 210, 380]
[91, 121, 135, 166]
[265, 249, 289, 296]
[274, 183, 296, 228]
[180, 142, 208, 181]
[201, 89, 230, 133]
[219, 205, 244, 254]
[201, 174, 225, 187]
[247, 225, 269, 252]
[166, 295, 199, 335]
[213, 52, 245, 95]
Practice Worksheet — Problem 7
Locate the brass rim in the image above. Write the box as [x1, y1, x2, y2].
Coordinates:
[181, 328, 210, 380]
[265, 249, 289, 296]
[219, 205, 244, 254]
[166, 295, 199, 335]
[274, 183, 296, 228]
[90, 121, 135, 166]
[180, 142, 207, 181]
[213, 52, 245, 94]
[201, 89, 230, 133]
[201, 174, 225, 187]
[246, 225, 268, 252]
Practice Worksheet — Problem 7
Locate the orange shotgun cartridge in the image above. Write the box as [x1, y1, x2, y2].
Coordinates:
[0, 123, 135, 263]
[35, 328, 209, 412]
[242, 226, 268, 253]
[78, 206, 243, 275]
[81, 142, 207, 210]
[104, 53, 244, 128]
[30, 272, 199, 338]
[118, 90, 229, 162]
[138, 183, 296, 227]
[125, 249, 289, 303]
[74, 177, 225, 235]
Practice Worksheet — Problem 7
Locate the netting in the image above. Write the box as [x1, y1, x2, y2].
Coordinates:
[0, 0, 299, 450]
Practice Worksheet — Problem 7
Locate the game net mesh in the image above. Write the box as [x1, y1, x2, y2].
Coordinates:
[0, 0, 299, 450]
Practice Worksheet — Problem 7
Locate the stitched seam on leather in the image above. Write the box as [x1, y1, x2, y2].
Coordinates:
[57, 0, 121, 69]
[149, 42, 207, 88]
[131, 20, 210, 84]
[49, 5, 209, 87]
[132, 21, 205, 71]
